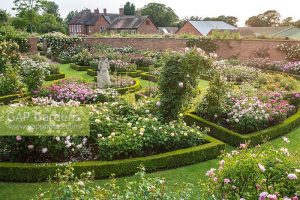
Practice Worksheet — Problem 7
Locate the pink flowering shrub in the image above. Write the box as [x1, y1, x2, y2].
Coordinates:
[202, 142, 300, 199]
[109, 60, 136, 72]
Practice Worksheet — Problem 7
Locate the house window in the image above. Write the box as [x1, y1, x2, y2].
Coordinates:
[146, 20, 150, 25]
[131, 30, 136, 34]
[100, 26, 105, 32]
[79, 25, 81, 33]
[89, 26, 91, 33]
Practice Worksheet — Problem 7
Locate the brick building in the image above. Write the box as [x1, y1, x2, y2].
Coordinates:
[176, 21, 237, 36]
[68, 8, 158, 35]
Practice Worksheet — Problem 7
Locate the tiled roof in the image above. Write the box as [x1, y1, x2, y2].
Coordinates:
[188, 21, 237, 36]
[109, 16, 148, 29]
[69, 10, 150, 30]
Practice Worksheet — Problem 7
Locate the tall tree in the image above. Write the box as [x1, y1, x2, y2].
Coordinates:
[281, 17, 294, 27]
[64, 10, 78, 25]
[13, 0, 42, 33]
[203, 15, 238, 27]
[0, 9, 9, 25]
[141, 3, 179, 27]
[177, 16, 202, 28]
[245, 10, 281, 27]
[40, 1, 59, 17]
[124, 2, 135, 15]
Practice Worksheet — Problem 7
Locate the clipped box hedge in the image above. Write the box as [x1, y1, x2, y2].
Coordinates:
[70, 63, 94, 71]
[87, 69, 97, 76]
[140, 72, 158, 82]
[0, 93, 27, 104]
[45, 73, 66, 81]
[0, 135, 224, 182]
[138, 67, 150, 72]
[88, 70, 142, 78]
[185, 110, 300, 147]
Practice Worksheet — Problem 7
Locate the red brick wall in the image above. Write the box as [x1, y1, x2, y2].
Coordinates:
[82, 37, 187, 51]
[176, 22, 202, 35]
[215, 39, 300, 61]
[137, 19, 158, 34]
[90, 16, 110, 35]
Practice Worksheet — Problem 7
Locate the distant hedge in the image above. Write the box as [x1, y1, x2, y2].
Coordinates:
[45, 73, 65, 81]
[0, 135, 224, 182]
[70, 63, 94, 71]
[185, 110, 300, 147]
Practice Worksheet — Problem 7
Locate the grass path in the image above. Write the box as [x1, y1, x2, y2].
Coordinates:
[0, 64, 299, 199]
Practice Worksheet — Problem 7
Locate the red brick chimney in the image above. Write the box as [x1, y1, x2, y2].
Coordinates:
[94, 8, 99, 14]
[119, 8, 124, 16]
[103, 8, 107, 14]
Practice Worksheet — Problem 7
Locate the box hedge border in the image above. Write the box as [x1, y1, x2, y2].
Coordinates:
[140, 72, 158, 82]
[70, 63, 94, 71]
[53, 57, 72, 64]
[0, 135, 224, 182]
[45, 73, 66, 81]
[184, 110, 300, 147]
[0, 93, 27, 104]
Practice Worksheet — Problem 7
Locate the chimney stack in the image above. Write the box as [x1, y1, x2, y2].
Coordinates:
[94, 8, 99, 14]
[103, 8, 107, 14]
[119, 8, 124, 16]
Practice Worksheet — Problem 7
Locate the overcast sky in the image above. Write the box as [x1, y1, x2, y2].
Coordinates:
[2, 0, 300, 26]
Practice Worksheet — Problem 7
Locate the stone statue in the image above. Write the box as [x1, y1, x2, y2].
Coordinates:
[97, 58, 111, 88]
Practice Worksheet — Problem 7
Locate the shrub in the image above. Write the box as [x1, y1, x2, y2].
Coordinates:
[72, 49, 93, 66]
[43, 32, 82, 57]
[131, 55, 155, 67]
[0, 25, 30, 52]
[159, 48, 212, 122]
[202, 143, 300, 200]
[109, 60, 136, 72]
[255, 73, 297, 92]
[0, 65, 23, 96]
[20, 58, 52, 92]
[187, 37, 218, 53]
[196, 73, 230, 120]
[278, 43, 300, 61]
[282, 61, 300, 75]
[0, 40, 20, 73]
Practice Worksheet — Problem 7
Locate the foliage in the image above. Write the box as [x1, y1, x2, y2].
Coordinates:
[202, 143, 300, 199]
[255, 73, 297, 92]
[0, 25, 30, 52]
[131, 55, 155, 67]
[124, 1, 136, 15]
[246, 10, 281, 27]
[35, 79, 118, 104]
[187, 37, 218, 53]
[35, 165, 195, 199]
[20, 57, 50, 92]
[141, 3, 179, 27]
[211, 30, 241, 40]
[72, 49, 93, 66]
[282, 61, 300, 75]
[0, 40, 20, 73]
[43, 32, 82, 57]
[64, 10, 78, 25]
[109, 60, 136, 72]
[0, 65, 24, 96]
[91, 100, 207, 160]
[0, 9, 9, 24]
[278, 43, 300, 62]
[159, 48, 212, 122]
[203, 15, 238, 27]
[196, 73, 229, 120]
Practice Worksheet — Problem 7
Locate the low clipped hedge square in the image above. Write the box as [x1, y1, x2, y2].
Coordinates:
[0, 135, 224, 182]
[70, 63, 94, 71]
[0, 93, 27, 104]
[185, 110, 300, 147]
[45, 73, 65, 81]
[140, 72, 158, 82]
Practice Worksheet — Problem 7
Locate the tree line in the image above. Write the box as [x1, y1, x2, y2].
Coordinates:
[0, 1, 299, 35]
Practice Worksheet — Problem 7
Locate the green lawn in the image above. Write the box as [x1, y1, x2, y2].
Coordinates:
[0, 64, 299, 199]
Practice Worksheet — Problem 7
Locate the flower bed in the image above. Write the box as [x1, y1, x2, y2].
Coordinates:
[34, 79, 118, 104]
[135, 86, 159, 100]
[88, 69, 142, 78]
[0, 135, 224, 182]
[185, 109, 300, 147]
